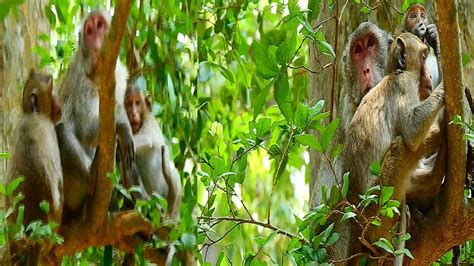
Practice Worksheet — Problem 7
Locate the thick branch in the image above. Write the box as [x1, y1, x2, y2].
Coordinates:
[408, 0, 474, 263]
[435, 0, 465, 217]
[91, 0, 132, 230]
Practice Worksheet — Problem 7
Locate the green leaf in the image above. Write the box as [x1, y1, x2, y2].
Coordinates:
[316, 39, 336, 59]
[6, 177, 24, 196]
[181, 233, 197, 250]
[0, 152, 11, 159]
[214, 64, 235, 84]
[295, 134, 322, 151]
[320, 118, 340, 152]
[255, 118, 272, 139]
[253, 80, 274, 119]
[39, 201, 50, 214]
[341, 211, 356, 222]
[380, 186, 394, 206]
[369, 160, 381, 176]
[360, 6, 370, 14]
[373, 238, 395, 254]
[253, 42, 279, 79]
[166, 74, 177, 111]
[328, 186, 340, 208]
[310, 100, 324, 118]
[294, 103, 310, 130]
[394, 248, 414, 260]
[275, 74, 293, 121]
[342, 172, 349, 199]
[326, 232, 339, 245]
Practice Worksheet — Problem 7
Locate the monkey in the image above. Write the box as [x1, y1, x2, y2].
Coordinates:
[336, 33, 444, 261]
[124, 81, 182, 220]
[311, 22, 392, 208]
[55, 10, 134, 217]
[403, 3, 442, 90]
[7, 70, 63, 265]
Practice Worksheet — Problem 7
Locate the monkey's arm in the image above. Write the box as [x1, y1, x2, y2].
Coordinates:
[401, 82, 444, 151]
[56, 123, 92, 184]
[160, 145, 182, 220]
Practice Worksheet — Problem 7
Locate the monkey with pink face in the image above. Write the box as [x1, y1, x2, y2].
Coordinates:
[56, 10, 134, 218]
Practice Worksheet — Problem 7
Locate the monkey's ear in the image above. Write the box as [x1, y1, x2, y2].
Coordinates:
[396, 37, 407, 70]
[30, 92, 40, 113]
[145, 95, 152, 112]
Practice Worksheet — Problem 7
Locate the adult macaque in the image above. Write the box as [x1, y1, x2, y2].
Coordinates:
[403, 3, 442, 90]
[340, 33, 444, 259]
[8, 71, 63, 264]
[124, 82, 182, 220]
[311, 22, 392, 208]
[56, 10, 133, 216]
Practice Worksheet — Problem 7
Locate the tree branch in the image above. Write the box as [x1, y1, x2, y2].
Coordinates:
[91, 0, 132, 230]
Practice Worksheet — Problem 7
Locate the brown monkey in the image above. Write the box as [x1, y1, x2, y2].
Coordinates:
[8, 71, 63, 264]
[339, 33, 444, 260]
[403, 3, 441, 91]
[56, 10, 134, 216]
[311, 22, 392, 208]
[124, 82, 182, 220]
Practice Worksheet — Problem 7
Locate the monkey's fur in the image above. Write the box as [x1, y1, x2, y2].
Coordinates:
[56, 10, 133, 215]
[329, 33, 445, 262]
[311, 22, 392, 208]
[8, 71, 63, 265]
[125, 83, 182, 221]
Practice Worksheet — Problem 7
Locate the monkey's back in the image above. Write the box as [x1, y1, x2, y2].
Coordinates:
[343, 75, 399, 195]
[8, 114, 63, 225]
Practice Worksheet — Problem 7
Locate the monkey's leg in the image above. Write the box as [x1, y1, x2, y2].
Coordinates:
[161, 146, 181, 220]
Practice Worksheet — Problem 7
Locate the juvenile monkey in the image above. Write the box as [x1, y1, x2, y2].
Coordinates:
[56, 10, 134, 216]
[403, 3, 441, 90]
[8, 71, 63, 264]
[124, 81, 182, 220]
[340, 33, 444, 259]
[311, 22, 392, 208]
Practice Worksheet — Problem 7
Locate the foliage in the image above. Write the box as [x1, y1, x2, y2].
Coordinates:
[1, 0, 474, 264]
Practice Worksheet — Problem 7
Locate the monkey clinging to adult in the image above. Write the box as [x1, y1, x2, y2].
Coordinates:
[339, 32, 445, 260]
[403, 3, 442, 91]
[311, 22, 392, 208]
[124, 80, 182, 220]
[8, 70, 63, 265]
[55, 10, 134, 218]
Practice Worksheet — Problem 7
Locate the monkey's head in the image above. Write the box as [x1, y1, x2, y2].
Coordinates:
[390, 32, 433, 99]
[404, 4, 429, 41]
[79, 10, 110, 76]
[22, 70, 61, 123]
[344, 22, 391, 98]
[125, 82, 152, 134]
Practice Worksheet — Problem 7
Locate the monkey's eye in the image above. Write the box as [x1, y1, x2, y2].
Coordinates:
[421, 13, 426, 19]
[355, 45, 362, 54]
[98, 20, 103, 29]
[367, 38, 375, 48]
[410, 12, 417, 19]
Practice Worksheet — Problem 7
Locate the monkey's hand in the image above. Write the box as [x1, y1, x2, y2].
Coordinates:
[426, 24, 440, 55]
[116, 122, 135, 168]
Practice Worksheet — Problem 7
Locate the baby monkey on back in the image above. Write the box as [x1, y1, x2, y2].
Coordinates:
[124, 80, 182, 220]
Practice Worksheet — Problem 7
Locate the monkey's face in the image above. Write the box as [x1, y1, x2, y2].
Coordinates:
[82, 11, 108, 71]
[351, 33, 380, 96]
[125, 92, 146, 134]
[22, 71, 60, 122]
[405, 5, 429, 40]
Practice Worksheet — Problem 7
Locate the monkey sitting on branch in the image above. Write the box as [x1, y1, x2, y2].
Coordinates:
[335, 32, 445, 262]
[124, 80, 182, 221]
[8, 70, 63, 265]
